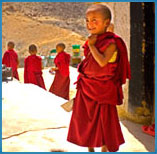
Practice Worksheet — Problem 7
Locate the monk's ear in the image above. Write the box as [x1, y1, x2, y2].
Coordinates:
[104, 19, 110, 27]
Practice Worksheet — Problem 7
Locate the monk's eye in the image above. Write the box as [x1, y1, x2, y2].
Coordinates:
[92, 19, 97, 23]
[86, 18, 89, 23]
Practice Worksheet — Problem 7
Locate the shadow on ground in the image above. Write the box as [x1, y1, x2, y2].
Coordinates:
[121, 120, 155, 152]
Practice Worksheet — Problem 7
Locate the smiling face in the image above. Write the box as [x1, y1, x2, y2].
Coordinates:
[86, 5, 111, 35]
[86, 10, 110, 35]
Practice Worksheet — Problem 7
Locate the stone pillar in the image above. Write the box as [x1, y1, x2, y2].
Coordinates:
[114, 2, 130, 111]
[104, 2, 130, 111]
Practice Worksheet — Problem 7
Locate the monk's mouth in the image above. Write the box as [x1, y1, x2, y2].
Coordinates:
[88, 28, 96, 31]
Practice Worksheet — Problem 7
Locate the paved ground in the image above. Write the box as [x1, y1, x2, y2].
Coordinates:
[2, 67, 155, 152]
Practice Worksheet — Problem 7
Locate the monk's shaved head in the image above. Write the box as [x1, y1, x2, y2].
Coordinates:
[29, 44, 37, 52]
[56, 43, 66, 50]
[8, 41, 15, 49]
[86, 4, 112, 20]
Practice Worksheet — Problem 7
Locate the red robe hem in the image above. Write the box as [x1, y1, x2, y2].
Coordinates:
[49, 51, 70, 100]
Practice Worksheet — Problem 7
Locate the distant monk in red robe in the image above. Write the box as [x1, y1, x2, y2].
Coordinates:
[67, 4, 131, 152]
[2, 41, 19, 80]
[49, 43, 70, 100]
[24, 44, 46, 90]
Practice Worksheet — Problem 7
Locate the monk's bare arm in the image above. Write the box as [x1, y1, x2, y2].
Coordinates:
[54, 67, 58, 70]
[88, 34, 116, 67]
[89, 43, 116, 67]
[51, 67, 58, 71]
[41, 63, 44, 69]
[17, 59, 19, 67]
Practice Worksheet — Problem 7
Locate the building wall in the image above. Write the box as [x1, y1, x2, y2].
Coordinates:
[114, 2, 130, 111]
[104, 2, 130, 111]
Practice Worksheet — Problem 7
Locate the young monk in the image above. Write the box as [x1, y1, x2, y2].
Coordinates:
[67, 4, 131, 152]
[49, 43, 70, 100]
[24, 44, 46, 90]
[2, 41, 19, 80]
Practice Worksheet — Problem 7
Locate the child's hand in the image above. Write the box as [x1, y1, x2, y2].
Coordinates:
[51, 67, 56, 71]
[107, 23, 114, 32]
[51, 67, 59, 71]
[49, 67, 56, 75]
[52, 67, 58, 71]
[49, 69, 54, 75]
[49, 67, 55, 73]
[88, 34, 97, 46]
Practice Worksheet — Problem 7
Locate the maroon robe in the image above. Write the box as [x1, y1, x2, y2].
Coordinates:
[49, 51, 70, 100]
[2, 49, 19, 80]
[24, 55, 46, 90]
[67, 32, 131, 152]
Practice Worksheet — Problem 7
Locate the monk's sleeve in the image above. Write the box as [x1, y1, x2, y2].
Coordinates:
[114, 38, 131, 84]
[57, 54, 70, 75]
[2, 52, 10, 67]
[35, 56, 42, 72]
[55, 54, 67, 74]
[24, 58, 29, 83]
[82, 41, 89, 57]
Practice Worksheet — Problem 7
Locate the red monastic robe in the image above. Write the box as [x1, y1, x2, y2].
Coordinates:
[67, 32, 131, 152]
[24, 55, 46, 90]
[49, 51, 70, 100]
[2, 49, 19, 80]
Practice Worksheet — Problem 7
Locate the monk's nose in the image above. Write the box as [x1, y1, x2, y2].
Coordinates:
[87, 22, 94, 29]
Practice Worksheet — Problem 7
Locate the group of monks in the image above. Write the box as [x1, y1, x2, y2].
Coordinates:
[2, 4, 133, 152]
[2, 42, 71, 100]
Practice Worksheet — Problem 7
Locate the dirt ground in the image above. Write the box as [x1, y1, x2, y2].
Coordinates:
[2, 2, 88, 66]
